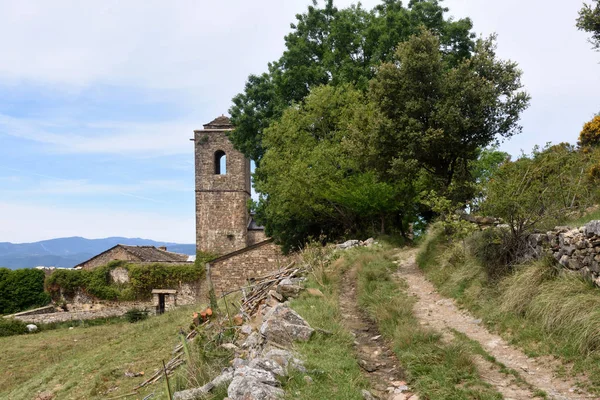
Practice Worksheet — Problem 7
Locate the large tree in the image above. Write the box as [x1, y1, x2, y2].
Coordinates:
[370, 29, 530, 202]
[255, 29, 529, 250]
[255, 84, 418, 251]
[577, 0, 600, 51]
[229, 0, 475, 163]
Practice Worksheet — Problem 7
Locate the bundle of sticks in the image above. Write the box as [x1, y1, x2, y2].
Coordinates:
[134, 322, 205, 390]
[239, 261, 302, 317]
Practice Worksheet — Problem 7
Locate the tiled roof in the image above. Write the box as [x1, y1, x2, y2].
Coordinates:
[203, 115, 233, 130]
[74, 244, 190, 268]
[119, 245, 190, 262]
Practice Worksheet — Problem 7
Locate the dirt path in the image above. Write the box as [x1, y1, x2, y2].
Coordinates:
[394, 248, 594, 400]
[338, 267, 418, 400]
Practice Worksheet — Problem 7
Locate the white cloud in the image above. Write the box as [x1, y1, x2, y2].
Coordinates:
[0, 201, 194, 243]
[0, 113, 198, 155]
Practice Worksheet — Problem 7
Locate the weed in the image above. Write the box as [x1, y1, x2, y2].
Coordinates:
[349, 246, 503, 399]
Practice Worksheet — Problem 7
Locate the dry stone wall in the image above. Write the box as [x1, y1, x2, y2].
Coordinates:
[527, 220, 600, 286]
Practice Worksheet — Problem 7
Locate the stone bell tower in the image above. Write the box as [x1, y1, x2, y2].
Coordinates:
[194, 116, 251, 254]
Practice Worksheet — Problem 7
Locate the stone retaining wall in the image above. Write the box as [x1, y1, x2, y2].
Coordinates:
[527, 220, 600, 286]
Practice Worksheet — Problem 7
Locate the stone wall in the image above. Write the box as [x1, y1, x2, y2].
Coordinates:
[208, 240, 293, 295]
[247, 230, 267, 246]
[196, 191, 249, 254]
[194, 123, 251, 254]
[527, 220, 600, 286]
[80, 246, 140, 270]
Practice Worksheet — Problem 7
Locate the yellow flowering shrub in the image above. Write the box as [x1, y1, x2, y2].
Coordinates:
[579, 115, 600, 148]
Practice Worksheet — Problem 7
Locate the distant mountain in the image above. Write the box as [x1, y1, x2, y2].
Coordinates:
[0, 237, 196, 270]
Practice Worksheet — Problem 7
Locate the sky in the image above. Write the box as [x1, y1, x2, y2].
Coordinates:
[0, 0, 598, 244]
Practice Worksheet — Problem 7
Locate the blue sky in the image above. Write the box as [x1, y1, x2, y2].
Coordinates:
[0, 0, 598, 243]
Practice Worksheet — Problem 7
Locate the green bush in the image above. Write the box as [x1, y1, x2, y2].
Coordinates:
[124, 308, 149, 323]
[0, 318, 29, 337]
[482, 143, 600, 235]
[468, 228, 528, 281]
[0, 268, 51, 315]
[45, 261, 206, 302]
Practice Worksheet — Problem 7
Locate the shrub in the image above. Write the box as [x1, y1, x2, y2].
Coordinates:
[0, 318, 28, 337]
[579, 115, 600, 148]
[46, 261, 206, 302]
[468, 228, 529, 281]
[0, 268, 51, 315]
[124, 308, 149, 323]
[482, 143, 599, 236]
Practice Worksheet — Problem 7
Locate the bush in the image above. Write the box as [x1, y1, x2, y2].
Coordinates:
[0, 268, 51, 315]
[124, 308, 149, 323]
[0, 318, 28, 337]
[579, 115, 600, 148]
[468, 228, 529, 281]
[482, 143, 600, 236]
[46, 261, 206, 302]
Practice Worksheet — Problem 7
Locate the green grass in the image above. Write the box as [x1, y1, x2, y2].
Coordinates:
[345, 246, 503, 399]
[417, 227, 600, 393]
[0, 304, 227, 400]
[566, 208, 600, 227]
[284, 263, 369, 400]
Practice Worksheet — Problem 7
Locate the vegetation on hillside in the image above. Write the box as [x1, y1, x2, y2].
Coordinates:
[45, 261, 206, 302]
[252, 25, 528, 251]
[418, 223, 600, 393]
[0, 268, 50, 314]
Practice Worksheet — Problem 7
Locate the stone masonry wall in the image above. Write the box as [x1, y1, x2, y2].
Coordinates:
[527, 220, 600, 286]
[209, 240, 293, 295]
[80, 246, 140, 270]
[195, 125, 251, 254]
[247, 230, 267, 246]
[196, 191, 249, 254]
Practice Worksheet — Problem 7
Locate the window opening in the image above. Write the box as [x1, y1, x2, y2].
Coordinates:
[214, 150, 226, 174]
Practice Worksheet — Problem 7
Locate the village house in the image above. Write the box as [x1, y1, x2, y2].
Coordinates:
[74, 244, 192, 270]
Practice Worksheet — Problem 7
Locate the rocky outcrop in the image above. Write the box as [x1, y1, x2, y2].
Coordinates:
[526, 220, 600, 286]
[173, 292, 311, 400]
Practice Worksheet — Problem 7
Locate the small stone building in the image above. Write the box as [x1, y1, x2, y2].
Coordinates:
[75, 245, 192, 270]
[194, 116, 291, 293]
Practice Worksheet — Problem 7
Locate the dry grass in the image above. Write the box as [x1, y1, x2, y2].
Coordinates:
[0, 304, 232, 400]
[418, 228, 600, 392]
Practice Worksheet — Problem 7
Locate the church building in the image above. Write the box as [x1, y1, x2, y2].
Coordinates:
[193, 116, 290, 294]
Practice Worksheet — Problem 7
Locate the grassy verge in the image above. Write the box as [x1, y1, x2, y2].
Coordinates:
[344, 246, 503, 399]
[417, 227, 600, 393]
[0, 304, 233, 400]
[284, 254, 369, 400]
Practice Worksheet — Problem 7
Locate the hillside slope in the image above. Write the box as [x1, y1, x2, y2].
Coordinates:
[0, 237, 195, 269]
[0, 306, 196, 399]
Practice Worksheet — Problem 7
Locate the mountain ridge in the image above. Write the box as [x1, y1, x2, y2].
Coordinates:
[0, 236, 196, 269]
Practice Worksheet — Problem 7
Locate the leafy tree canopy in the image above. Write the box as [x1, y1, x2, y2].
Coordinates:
[577, 0, 600, 51]
[370, 29, 529, 203]
[230, 0, 475, 162]
[255, 29, 529, 250]
[255, 84, 418, 251]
